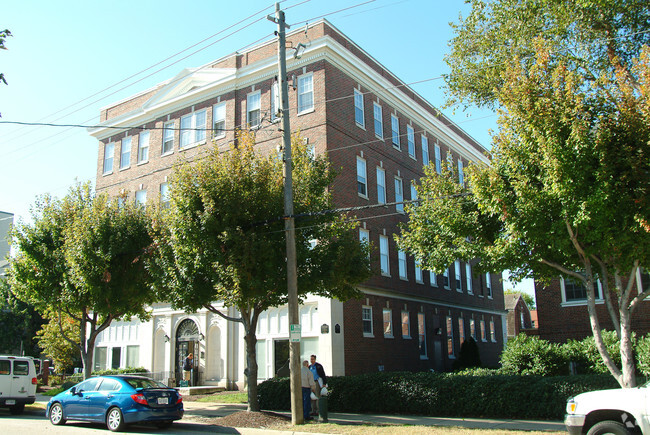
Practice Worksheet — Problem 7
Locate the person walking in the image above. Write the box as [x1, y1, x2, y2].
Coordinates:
[183, 353, 193, 386]
[309, 354, 327, 416]
[301, 360, 316, 421]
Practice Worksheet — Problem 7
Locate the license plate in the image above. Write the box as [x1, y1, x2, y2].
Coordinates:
[157, 397, 168, 405]
[6, 400, 15, 405]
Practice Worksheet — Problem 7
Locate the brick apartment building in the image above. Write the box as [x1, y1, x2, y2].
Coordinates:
[89, 19, 505, 388]
[535, 273, 650, 343]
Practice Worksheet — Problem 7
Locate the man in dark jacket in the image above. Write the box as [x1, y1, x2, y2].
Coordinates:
[309, 355, 327, 415]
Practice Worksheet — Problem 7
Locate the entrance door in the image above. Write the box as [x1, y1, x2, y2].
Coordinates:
[175, 319, 201, 386]
[274, 340, 290, 377]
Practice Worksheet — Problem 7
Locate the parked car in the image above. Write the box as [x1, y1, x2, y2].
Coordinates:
[0, 355, 38, 415]
[565, 384, 649, 434]
[46, 375, 183, 431]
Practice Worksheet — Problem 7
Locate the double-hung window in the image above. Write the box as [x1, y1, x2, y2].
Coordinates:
[401, 311, 410, 338]
[407, 125, 415, 158]
[383, 309, 393, 337]
[357, 157, 367, 197]
[443, 267, 450, 289]
[410, 181, 417, 206]
[398, 250, 407, 280]
[391, 115, 400, 148]
[297, 73, 314, 114]
[120, 137, 131, 169]
[137, 131, 150, 164]
[414, 259, 423, 283]
[434, 144, 442, 174]
[180, 109, 207, 148]
[480, 320, 487, 341]
[379, 235, 390, 276]
[103, 143, 114, 174]
[490, 320, 496, 342]
[376, 167, 386, 204]
[466, 263, 473, 294]
[213, 102, 226, 138]
[160, 182, 170, 209]
[458, 318, 465, 345]
[470, 318, 477, 340]
[421, 135, 429, 166]
[359, 229, 370, 259]
[247, 91, 261, 128]
[354, 89, 364, 127]
[135, 189, 147, 207]
[486, 272, 492, 298]
[430, 270, 437, 287]
[362, 306, 373, 337]
[458, 159, 465, 186]
[418, 312, 427, 357]
[446, 316, 454, 357]
[395, 177, 404, 213]
[271, 82, 279, 122]
[373, 103, 383, 138]
[455, 260, 462, 292]
[162, 121, 174, 155]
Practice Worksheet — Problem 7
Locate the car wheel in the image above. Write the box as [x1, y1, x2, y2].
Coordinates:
[9, 404, 25, 415]
[106, 406, 126, 432]
[49, 403, 66, 425]
[155, 420, 173, 429]
[587, 420, 631, 435]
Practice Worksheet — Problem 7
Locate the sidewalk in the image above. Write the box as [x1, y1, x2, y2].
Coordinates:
[181, 400, 565, 432]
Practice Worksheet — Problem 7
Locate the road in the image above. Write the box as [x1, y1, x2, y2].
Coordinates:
[0, 408, 221, 434]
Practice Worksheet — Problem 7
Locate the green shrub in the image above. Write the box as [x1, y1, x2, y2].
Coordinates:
[453, 337, 482, 371]
[258, 371, 618, 420]
[48, 375, 64, 386]
[636, 334, 650, 377]
[500, 334, 569, 376]
[92, 367, 149, 376]
[564, 330, 625, 374]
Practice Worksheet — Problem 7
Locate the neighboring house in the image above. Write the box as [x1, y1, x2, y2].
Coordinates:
[88, 19, 506, 388]
[0, 211, 13, 277]
[530, 310, 538, 329]
[504, 293, 532, 339]
[535, 273, 650, 343]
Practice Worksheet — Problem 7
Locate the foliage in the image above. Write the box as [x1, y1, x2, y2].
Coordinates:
[636, 334, 650, 377]
[0, 279, 44, 356]
[500, 334, 568, 376]
[452, 337, 482, 371]
[9, 183, 158, 379]
[564, 331, 626, 375]
[259, 371, 619, 420]
[0, 29, 11, 85]
[400, 0, 650, 388]
[504, 289, 535, 310]
[91, 367, 149, 376]
[150, 131, 372, 411]
[36, 310, 79, 373]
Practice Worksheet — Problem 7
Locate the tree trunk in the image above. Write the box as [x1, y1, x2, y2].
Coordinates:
[619, 304, 637, 388]
[244, 329, 259, 412]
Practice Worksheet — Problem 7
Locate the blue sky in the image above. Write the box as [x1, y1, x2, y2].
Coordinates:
[0, 0, 532, 295]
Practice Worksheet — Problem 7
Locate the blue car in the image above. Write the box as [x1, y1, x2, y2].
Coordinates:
[46, 375, 183, 431]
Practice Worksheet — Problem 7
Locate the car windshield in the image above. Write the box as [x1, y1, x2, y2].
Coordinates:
[123, 377, 168, 389]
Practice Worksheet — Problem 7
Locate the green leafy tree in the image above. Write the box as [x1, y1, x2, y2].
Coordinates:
[0, 29, 11, 86]
[399, 0, 650, 388]
[504, 290, 535, 310]
[10, 184, 158, 379]
[36, 310, 80, 373]
[0, 279, 43, 356]
[150, 131, 372, 411]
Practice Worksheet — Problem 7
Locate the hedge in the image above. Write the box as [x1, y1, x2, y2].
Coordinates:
[258, 372, 620, 420]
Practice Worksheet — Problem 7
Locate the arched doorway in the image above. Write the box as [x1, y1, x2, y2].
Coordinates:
[175, 319, 201, 386]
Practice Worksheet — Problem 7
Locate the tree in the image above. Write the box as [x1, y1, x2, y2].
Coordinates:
[399, 0, 650, 388]
[10, 184, 158, 379]
[150, 131, 372, 411]
[0, 279, 44, 356]
[36, 310, 80, 374]
[504, 290, 535, 310]
[0, 29, 11, 86]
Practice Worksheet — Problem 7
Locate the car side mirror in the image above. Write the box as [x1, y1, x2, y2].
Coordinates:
[70, 387, 76, 395]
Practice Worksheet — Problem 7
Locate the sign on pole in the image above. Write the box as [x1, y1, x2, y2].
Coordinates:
[290, 324, 301, 342]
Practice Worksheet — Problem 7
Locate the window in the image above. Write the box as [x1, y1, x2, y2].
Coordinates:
[0, 360, 9, 375]
[103, 143, 114, 174]
[421, 135, 430, 166]
[490, 320, 497, 342]
[160, 182, 170, 209]
[520, 311, 525, 328]
[443, 267, 450, 289]
[126, 345, 139, 367]
[13, 360, 29, 376]
[466, 263, 473, 295]
[213, 102, 226, 138]
[458, 159, 464, 186]
[486, 272, 492, 298]
[354, 89, 364, 127]
[470, 318, 476, 340]
[120, 137, 131, 169]
[357, 157, 367, 197]
[410, 181, 417, 205]
[247, 91, 261, 128]
[638, 268, 650, 293]
[297, 73, 314, 113]
[458, 318, 465, 345]
[480, 320, 487, 341]
[137, 130, 150, 163]
[562, 277, 588, 301]
[398, 250, 407, 280]
[98, 378, 121, 392]
[455, 260, 462, 292]
[373, 103, 383, 138]
[383, 309, 393, 337]
[135, 190, 147, 206]
[446, 316, 454, 357]
[434, 144, 442, 174]
[362, 306, 373, 336]
[430, 270, 437, 287]
[111, 347, 121, 369]
[271, 82, 279, 122]
[376, 167, 386, 204]
[359, 228, 370, 259]
[379, 235, 390, 276]
[401, 311, 410, 338]
[414, 259, 423, 283]
[162, 121, 174, 154]
[180, 109, 207, 148]
[407, 125, 415, 158]
[391, 115, 400, 148]
[395, 177, 404, 213]
[418, 312, 427, 357]
[94, 347, 107, 371]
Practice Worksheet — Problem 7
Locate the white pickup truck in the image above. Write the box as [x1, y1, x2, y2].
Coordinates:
[565, 385, 648, 434]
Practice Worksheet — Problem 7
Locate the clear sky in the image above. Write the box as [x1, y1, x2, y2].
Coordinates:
[0, 0, 532, 296]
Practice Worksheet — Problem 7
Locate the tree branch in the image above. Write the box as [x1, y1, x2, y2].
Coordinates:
[205, 305, 243, 323]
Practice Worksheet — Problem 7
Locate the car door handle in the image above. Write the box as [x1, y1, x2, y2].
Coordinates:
[106, 394, 113, 399]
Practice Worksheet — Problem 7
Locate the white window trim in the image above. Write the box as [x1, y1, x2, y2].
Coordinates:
[446, 316, 455, 359]
[357, 156, 368, 199]
[137, 130, 150, 165]
[443, 268, 450, 290]
[458, 158, 465, 186]
[297, 72, 314, 115]
[414, 260, 423, 284]
[373, 103, 383, 139]
[395, 176, 404, 213]
[490, 320, 497, 342]
[391, 114, 400, 149]
[270, 82, 280, 123]
[401, 310, 411, 339]
[480, 320, 487, 342]
[180, 109, 207, 149]
[434, 144, 442, 174]
[418, 312, 428, 359]
[354, 88, 365, 129]
[120, 137, 131, 170]
[103, 142, 114, 175]
[379, 235, 390, 277]
[421, 135, 429, 166]
[455, 260, 462, 293]
[383, 308, 394, 338]
[398, 250, 408, 281]
[362, 306, 374, 338]
[376, 166, 386, 204]
[407, 125, 415, 158]
[359, 229, 370, 260]
[162, 121, 175, 156]
[247, 90, 262, 129]
[486, 272, 493, 299]
[466, 263, 473, 295]
[213, 102, 227, 138]
[560, 276, 604, 307]
[430, 270, 438, 287]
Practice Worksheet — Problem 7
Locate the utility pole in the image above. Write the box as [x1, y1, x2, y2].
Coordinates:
[268, 2, 302, 425]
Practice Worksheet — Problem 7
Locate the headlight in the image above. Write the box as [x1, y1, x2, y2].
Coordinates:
[566, 397, 577, 414]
